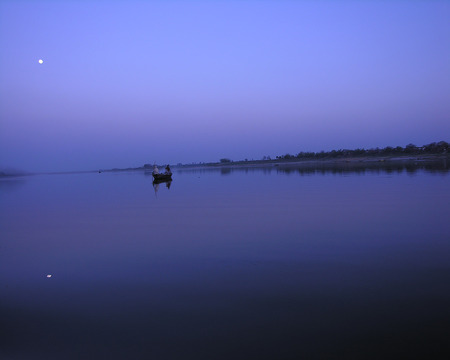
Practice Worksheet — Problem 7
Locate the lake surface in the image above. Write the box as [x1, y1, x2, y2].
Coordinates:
[1, 163, 449, 359]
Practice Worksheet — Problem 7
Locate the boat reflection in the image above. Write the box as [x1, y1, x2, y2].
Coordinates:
[152, 178, 172, 194]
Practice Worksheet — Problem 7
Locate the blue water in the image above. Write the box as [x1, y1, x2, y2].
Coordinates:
[1, 165, 449, 359]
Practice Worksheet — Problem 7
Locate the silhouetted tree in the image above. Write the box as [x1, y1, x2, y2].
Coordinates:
[405, 143, 418, 154]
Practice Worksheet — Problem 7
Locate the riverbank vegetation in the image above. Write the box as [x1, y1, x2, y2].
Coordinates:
[276, 141, 448, 161]
[173, 141, 449, 168]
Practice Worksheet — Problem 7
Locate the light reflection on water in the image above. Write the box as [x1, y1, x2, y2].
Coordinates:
[1, 164, 449, 359]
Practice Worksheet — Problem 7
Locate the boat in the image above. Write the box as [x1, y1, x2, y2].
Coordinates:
[152, 172, 172, 183]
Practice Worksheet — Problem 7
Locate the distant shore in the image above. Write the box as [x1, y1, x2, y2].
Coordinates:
[173, 153, 449, 170]
[1, 154, 448, 178]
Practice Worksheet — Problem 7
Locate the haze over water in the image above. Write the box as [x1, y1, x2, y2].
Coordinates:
[1, 164, 449, 359]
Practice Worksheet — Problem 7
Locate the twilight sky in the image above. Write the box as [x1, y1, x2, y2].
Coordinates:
[1, 0, 449, 172]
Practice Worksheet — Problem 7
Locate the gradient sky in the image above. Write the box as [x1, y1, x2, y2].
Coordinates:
[1, 0, 449, 172]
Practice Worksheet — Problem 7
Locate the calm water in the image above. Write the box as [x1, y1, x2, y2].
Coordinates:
[1, 164, 449, 359]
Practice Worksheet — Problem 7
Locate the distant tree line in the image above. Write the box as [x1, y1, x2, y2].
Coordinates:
[275, 141, 449, 161]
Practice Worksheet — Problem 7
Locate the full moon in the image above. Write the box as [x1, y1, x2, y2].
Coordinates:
[38, 59, 43, 64]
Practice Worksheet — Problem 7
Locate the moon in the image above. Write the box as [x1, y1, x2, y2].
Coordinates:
[38, 59, 43, 64]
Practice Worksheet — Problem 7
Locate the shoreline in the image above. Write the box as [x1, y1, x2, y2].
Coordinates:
[2, 154, 448, 178]
[174, 154, 449, 170]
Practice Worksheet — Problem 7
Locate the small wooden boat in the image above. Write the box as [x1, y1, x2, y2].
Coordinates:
[152, 172, 172, 182]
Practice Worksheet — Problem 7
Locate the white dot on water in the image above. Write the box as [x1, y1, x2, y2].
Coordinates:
[46, 274, 52, 278]
[38, 59, 43, 64]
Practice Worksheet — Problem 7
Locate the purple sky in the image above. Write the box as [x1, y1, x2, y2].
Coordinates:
[1, 1, 449, 172]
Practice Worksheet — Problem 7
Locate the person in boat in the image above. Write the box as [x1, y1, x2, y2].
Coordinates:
[152, 165, 159, 175]
[164, 165, 171, 175]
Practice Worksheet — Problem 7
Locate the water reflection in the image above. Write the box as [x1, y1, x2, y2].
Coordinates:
[0, 177, 27, 192]
[1, 167, 449, 359]
[178, 158, 449, 176]
[152, 178, 172, 194]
